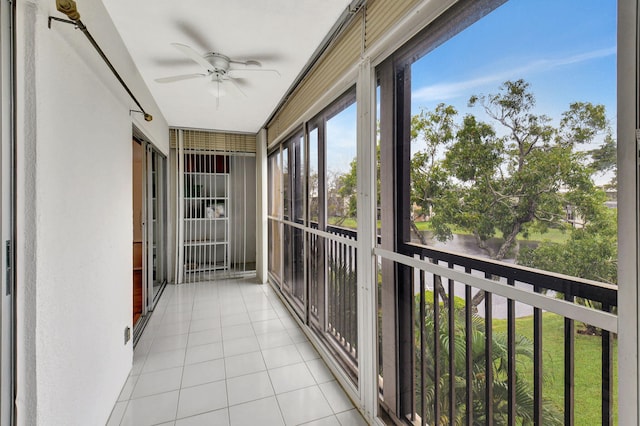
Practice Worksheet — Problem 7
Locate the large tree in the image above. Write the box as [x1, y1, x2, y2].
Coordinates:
[412, 79, 609, 262]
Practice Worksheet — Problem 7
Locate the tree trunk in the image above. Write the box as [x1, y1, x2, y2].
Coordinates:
[410, 220, 449, 305]
[471, 223, 522, 307]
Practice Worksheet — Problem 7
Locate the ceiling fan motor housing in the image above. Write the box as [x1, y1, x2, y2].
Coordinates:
[204, 53, 231, 74]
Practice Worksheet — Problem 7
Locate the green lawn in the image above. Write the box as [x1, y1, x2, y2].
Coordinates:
[413, 220, 569, 244]
[493, 313, 618, 424]
[329, 217, 570, 244]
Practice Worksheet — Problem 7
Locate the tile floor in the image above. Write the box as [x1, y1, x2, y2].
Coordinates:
[107, 278, 369, 426]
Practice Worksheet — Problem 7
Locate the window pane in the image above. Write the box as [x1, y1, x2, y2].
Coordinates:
[282, 147, 289, 220]
[267, 152, 281, 217]
[292, 134, 305, 223]
[267, 152, 282, 281]
[326, 102, 357, 229]
[308, 126, 319, 224]
[407, 0, 617, 285]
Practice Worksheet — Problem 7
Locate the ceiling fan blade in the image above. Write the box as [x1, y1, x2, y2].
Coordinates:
[226, 78, 247, 98]
[155, 73, 207, 83]
[171, 43, 213, 71]
[175, 21, 211, 52]
[229, 59, 262, 68]
[227, 68, 281, 78]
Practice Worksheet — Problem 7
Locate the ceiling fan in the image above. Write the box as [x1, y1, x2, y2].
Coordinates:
[155, 43, 279, 103]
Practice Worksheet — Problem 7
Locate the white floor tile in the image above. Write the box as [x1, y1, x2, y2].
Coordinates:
[252, 318, 286, 335]
[190, 307, 220, 320]
[187, 328, 223, 347]
[120, 391, 179, 426]
[164, 302, 195, 314]
[182, 358, 226, 388]
[227, 371, 275, 406]
[257, 330, 294, 350]
[306, 359, 335, 384]
[276, 386, 334, 425]
[161, 310, 193, 324]
[176, 380, 228, 419]
[142, 349, 186, 373]
[279, 316, 301, 330]
[118, 375, 139, 401]
[222, 323, 256, 341]
[106, 401, 127, 426]
[268, 362, 317, 394]
[243, 298, 273, 312]
[119, 279, 360, 426]
[319, 381, 354, 414]
[248, 309, 279, 322]
[221, 312, 252, 327]
[223, 336, 260, 357]
[131, 367, 183, 399]
[134, 338, 153, 357]
[131, 357, 145, 376]
[286, 327, 310, 344]
[220, 302, 248, 316]
[149, 333, 190, 353]
[336, 409, 367, 426]
[228, 396, 285, 426]
[185, 342, 224, 364]
[155, 321, 192, 338]
[190, 317, 222, 333]
[224, 351, 266, 378]
[175, 408, 229, 426]
[261, 345, 303, 370]
[300, 416, 341, 426]
[295, 341, 321, 361]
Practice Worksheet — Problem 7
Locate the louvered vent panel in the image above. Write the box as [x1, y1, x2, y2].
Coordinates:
[267, 10, 364, 144]
[170, 129, 256, 153]
[364, 0, 420, 48]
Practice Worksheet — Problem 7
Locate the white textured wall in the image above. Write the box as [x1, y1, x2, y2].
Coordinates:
[16, 0, 168, 424]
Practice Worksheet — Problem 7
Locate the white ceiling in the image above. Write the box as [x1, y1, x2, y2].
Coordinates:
[103, 0, 352, 134]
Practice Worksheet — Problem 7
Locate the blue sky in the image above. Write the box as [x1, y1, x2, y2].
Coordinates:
[325, 0, 617, 177]
[411, 0, 617, 133]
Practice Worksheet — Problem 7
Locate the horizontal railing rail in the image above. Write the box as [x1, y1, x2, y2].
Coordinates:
[400, 242, 617, 308]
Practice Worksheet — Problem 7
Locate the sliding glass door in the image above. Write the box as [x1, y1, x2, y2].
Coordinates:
[147, 147, 167, 305]
[133, 138, 167, 342]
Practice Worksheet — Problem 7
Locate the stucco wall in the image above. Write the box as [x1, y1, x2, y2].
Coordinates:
[16, 0, 169, 424]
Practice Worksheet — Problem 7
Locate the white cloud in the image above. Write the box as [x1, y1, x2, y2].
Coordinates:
[412, 47, 616, 102]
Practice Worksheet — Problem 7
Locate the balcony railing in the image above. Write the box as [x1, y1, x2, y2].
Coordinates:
[326, 225, 358, 366]
[271, 216, 618, 424]
[307, 222, 358, 378]
[376, 243, 617, 425]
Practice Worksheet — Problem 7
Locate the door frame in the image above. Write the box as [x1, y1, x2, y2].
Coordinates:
[1, 0, 17, 422]
[133, 134, 168, 344]
[146, 145, 167, 308]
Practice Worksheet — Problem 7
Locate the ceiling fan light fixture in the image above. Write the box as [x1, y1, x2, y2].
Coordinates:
[208, 79, 226, 98]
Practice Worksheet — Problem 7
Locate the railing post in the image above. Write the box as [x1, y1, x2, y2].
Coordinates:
[602, 303, 613, 426]
[564, 291, 575, 426]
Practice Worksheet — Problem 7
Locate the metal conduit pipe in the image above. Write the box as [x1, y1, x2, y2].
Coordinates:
[50, 0, 153, 122]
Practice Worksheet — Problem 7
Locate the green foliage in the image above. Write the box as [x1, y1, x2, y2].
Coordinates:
[414, 291, 563, 425]
[589, 132, 617, 188]
[518, 207, 617, 285]
[411, 79, 612, 262]
[338, 158, 358, 219]
[493, 313, 618, 425]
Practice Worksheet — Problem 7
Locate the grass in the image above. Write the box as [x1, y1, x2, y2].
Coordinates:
[329, 217, 571, 245]
[493, 313, 618, 424]
[412, 220, 570, 244]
